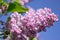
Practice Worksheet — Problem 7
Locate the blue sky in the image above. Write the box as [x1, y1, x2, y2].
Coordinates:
[26, 0, 60, 40]
[0, 0, 60, 40]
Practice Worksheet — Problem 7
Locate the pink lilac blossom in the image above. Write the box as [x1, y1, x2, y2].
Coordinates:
[8, 7, 58, 40]
[20, 0, 30, 5]
[8, 12, 22, 34]
[22, 7, 58, 32]
[8, 12, 29, 40]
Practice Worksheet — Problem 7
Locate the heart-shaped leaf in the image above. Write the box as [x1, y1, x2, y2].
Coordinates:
[7, 2, 28, 13]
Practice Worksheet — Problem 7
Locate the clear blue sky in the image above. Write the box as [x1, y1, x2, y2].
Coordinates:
[0, 0, 60, 40]
[26, 0, 60, 40]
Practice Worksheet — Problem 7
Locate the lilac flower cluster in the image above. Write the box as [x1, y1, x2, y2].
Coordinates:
[8, 12, 22, 34]
[8, 12, 29, 40]
[22, 7, 58, 32]
[7, 7, 58, 40]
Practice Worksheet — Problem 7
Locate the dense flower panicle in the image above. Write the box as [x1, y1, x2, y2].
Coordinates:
[22, 7, 58, 31]
[8, 7, 58, 40]
[8, 12, 29, 40]
[9, 12, 22, 34]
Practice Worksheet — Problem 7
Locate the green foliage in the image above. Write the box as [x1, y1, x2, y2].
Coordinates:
[0, 0, 3, 3]
[7, 17, 11, 22]
[10, 32, 13, 39]
[7, 2, 28, 13]
[32, 38, 37, 40]
[30, 37, 37, 40]
[2, 2, 8, 6]
[4, 30, 10, 35]
[13, 0, 20, 3]
[3, 29, 10, 39]
[3, 34, 7, 39]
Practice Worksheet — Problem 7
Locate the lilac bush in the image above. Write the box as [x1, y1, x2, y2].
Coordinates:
[0, 0, 58, 40]
[6, 7, 58, 40]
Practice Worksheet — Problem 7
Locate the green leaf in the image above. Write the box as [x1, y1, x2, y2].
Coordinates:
[5, 30, 10, 35]
[10, 32, 13, 39]
[7, 2, 28, 13]
[2, 2, 8, 6]
[0, 0, 3, 3]
[7, 17, 11, 22]
[3, 34, 7, 39]
[13, 0, 20, 3]
[30, 37, 37, 40]
[32, 38, 37, 40]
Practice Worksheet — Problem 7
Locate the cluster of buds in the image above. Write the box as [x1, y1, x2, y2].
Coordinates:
[7, 7, 58, 40]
